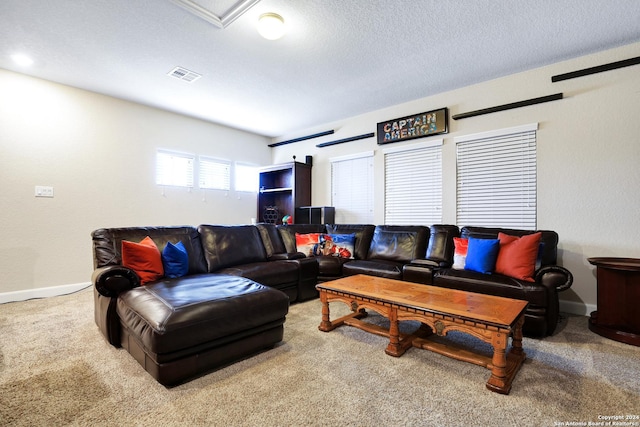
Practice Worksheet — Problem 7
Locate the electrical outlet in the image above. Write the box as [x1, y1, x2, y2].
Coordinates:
[35, 186, 54, 198]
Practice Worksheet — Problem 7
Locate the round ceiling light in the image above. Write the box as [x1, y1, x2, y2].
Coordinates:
[11, 54, 34, 67]
[257, 13, 285, 40]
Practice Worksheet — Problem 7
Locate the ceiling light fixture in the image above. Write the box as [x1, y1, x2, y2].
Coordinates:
[257, 13, 285, 40]
[11, 54, 34, 67]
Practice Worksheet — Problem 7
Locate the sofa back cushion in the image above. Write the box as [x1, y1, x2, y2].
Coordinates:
[367, 225, 429, 263]
[325, 224, 375, 260]
[198, 225, 267, 272]
[255, 223, 287, 257]
[91, 226, 208, 274]
[460, 226, 558, 267]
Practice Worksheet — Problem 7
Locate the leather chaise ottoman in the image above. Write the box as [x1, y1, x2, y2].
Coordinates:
[116, 274, 289, 386]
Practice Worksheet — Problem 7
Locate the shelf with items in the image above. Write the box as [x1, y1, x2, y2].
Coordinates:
[257, 161, 311, 224]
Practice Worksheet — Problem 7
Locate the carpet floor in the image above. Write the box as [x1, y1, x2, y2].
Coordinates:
[1, 287, 639, 426]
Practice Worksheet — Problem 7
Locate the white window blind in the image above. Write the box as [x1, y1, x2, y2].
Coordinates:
[234, 163, 258, 192]
[156, 149, 194, 188]
[199, 156, 230, 190]
[331, 152, 374, 224]
[384, 140, 442, 225]
[455, 124, 537, 230]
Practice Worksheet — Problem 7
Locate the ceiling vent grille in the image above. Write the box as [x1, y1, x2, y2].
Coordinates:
[168, 66, 202, 83]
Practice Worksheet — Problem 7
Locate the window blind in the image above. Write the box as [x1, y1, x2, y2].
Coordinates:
[384, 141, 442, 225]
[199, 156, 230, 190]
[455, 124, 537, 230]
[331, 152, 374, 224]
[156, 149, 194, 188]
[234, 163, 258, 192]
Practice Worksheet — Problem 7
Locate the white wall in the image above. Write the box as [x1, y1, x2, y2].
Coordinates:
[0, 69, 271, 297]
[272, 42, 640, 316]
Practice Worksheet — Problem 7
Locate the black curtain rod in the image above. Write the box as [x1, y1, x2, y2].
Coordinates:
[268, 130, 334, 147]
[316, 132, 375, 148]
[452, 93, 563, 120]
[552, 56, 640, 82]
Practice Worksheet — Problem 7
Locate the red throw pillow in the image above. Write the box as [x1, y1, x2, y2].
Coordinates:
[121, 236, 164, 285]
[494, 232, 542, 282]
[295, 233, 322, 257]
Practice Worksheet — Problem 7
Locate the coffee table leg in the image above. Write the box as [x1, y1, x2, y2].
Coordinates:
[510, 315, 525, 357]
[487, 331, 508, 392]
[385, 308, 407, 357]
[486, 315, 526, 394]
[318, 291, 333, 332]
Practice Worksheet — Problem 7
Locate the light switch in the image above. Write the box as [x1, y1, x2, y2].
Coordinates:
[35, 186, 54, 198]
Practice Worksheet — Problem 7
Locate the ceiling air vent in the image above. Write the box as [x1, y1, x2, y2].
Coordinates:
[167, 66, 202, 83]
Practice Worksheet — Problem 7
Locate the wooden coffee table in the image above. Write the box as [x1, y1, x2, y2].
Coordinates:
[316, 275, 528, 394]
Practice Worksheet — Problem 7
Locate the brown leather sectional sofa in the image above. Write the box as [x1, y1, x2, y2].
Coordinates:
[275, 223, 573, 337]
[91, 222, 572, 385]
[91, 224, 317, 386]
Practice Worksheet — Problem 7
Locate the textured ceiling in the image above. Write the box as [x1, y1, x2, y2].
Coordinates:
[1, 0, 640, 138]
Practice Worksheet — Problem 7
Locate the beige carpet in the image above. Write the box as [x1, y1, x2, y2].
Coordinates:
[1, 287, 639, 427]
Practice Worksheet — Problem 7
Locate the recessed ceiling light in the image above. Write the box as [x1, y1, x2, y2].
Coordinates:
[257, 13, 286, 40]
[11, 54, 34, 67]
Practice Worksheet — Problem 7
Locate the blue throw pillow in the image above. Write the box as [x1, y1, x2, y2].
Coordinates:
[162, 241, 189, 278]
[464, 237, 500, 274]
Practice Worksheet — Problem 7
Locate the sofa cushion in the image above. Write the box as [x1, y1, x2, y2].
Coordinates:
[277, 224, 327, 253]
[367, 225, 429, 263]
[452, 237, 468, 270]
[320, 233, 356, 259]
[121, 236, 164, 284]
[295, 232, 322, 257]
[116, 275, 289, 355]
[464, 237, 500, 274]
[325, 224, 375, 260]
[198, 225, 267, 272]
[162, 241, 189, 278]
[495, 232, 542, 282]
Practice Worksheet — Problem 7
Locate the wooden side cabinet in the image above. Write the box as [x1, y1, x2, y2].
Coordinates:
[588, 257, 640, 346]
[258, 161, 311, 224]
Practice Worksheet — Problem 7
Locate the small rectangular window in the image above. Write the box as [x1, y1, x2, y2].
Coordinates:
[156, 149, 194, 188]
[235, 163, 258, 192]
[199, 156, 231, 190]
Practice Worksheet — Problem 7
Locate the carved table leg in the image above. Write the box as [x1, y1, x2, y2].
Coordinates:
[385, 307, 404, 357]
[485, 315, 526, 395]
[318, 291, 333, 332]
[510, 315, 525, 357]
[486, 331, 509, 393]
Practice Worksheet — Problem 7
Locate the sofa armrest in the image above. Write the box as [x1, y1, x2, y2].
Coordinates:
[535, 265, 573, 292]
[409, 258, 451, 269]
[268, 252, 306, 261]
[92, 265, 140, 297]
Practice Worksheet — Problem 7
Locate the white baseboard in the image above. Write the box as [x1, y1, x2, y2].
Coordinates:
[560, 299, 596, 317]
[0, 282, 91, 304]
